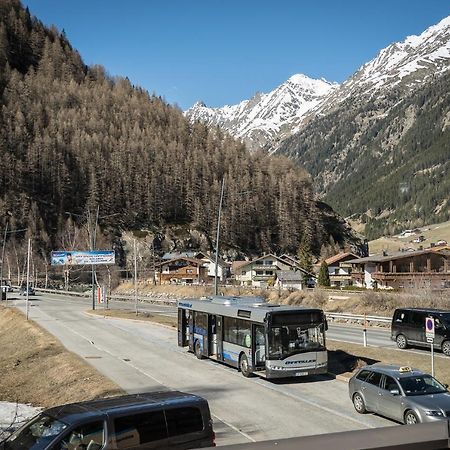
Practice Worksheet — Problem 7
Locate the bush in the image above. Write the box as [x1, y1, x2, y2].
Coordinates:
[306, 290, 328, 308]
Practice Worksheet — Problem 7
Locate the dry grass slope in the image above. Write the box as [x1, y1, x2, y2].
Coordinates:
[0, 306, 123, 408]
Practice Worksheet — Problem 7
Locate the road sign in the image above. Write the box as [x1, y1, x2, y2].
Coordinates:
[426, 337, 434, 343]
[425, 317, 435, 339]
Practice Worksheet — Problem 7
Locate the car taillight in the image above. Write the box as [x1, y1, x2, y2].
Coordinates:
[212, 431, 216, 446]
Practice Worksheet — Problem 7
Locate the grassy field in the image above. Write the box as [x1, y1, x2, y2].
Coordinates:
[0, 306, 123, 408]
[369, 219, 450, 254]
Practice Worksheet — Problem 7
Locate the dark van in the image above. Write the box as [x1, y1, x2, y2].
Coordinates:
[1, 391, 215, 449]
[391, 308, 450, 356]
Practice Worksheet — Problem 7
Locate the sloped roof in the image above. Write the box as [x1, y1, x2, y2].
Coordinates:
[161, 251, 206, 260]
[157, 257, 205, 267]
[276, 270, 304, 281]
[231, 260, 249, 272]
[325, 252, 359, 266]
[237, 254, 296, 270]
[346, 248, 450, 264]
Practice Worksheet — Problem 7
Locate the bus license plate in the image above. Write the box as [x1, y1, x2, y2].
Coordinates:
[295, 371, 308, 376]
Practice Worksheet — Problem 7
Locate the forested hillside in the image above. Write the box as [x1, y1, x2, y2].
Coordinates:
[279, 70, 450, 239]
[0, 0, 363, 269]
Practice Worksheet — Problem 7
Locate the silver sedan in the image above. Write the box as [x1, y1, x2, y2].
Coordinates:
[348, 363, 450, 424]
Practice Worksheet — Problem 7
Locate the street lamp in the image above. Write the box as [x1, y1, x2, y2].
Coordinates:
[214, 179, 225, 295]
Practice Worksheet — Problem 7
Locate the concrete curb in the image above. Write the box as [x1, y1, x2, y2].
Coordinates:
[329, 372, 351, 383]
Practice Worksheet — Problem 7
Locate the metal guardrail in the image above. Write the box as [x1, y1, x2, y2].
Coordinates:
[326, 312, 391, 324]
[32, 287, 178, 306]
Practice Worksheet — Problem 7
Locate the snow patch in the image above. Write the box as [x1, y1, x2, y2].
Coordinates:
[0, 402, 41, 439]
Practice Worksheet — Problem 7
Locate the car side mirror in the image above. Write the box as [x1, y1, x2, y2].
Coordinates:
[324, 320, 328, 331]
[444, 384, 448, 389]
[390, 389, 400, 396]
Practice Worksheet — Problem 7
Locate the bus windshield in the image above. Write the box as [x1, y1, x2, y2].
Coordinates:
[268, 324, 324, 359]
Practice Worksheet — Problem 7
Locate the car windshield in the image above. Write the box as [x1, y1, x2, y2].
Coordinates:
[3, 414, 68, 450]
[268, 324, 324, 359]
[398, 374, 447, 396]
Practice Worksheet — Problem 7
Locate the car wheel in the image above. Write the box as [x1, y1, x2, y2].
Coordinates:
[404, 410, 419, 425]
[352, 393, 366, 414]
[194, 340, 203, 359]
[239, 354, 252, 378]
[396, 334, 408, 350]
[442, 341, 450, 357]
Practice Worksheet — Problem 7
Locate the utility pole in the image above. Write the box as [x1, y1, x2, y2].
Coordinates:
[25, 238, 31, 320]
[1, 225, 26, 306]
[152, 240, 156, 286]
[134, 239, 138, 315]
[1, 221, 8, 302]
[214, 178, 225, 296]
[88, 206, 100, 310]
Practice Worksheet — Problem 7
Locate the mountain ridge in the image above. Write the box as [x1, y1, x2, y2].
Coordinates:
[185, 74, 338, 151]
[185, 15, 450, 238]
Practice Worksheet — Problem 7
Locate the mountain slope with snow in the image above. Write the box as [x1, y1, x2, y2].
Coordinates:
[185, 74, 337, 150]
[316, 15, 450, 114]
[277, 16, 450, 239]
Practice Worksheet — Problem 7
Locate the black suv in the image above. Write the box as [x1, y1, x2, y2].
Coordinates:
[391, 308, 450, 356]
[1, 391, 215, 449]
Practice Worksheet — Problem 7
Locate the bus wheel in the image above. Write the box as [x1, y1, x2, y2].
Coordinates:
[194, 340, 203, 359]
[239, 354, 252, 378]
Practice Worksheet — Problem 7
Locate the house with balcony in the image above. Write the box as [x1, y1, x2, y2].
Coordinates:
[323, 252, 359, 287]
[346, 248, 450, 290]
[161, 251, 229, 282]
[155, 257, 208, 284]
[233, 254, 310, 288]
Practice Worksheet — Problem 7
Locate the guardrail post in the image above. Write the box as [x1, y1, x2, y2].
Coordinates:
[363, 314, 367, 347]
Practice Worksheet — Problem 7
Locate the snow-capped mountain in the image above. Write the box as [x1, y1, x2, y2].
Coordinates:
[317, 15, 450, 114]
[185, 16, 449, 153]
[185, 74, 337, 151]
[277, 15, 450, 239]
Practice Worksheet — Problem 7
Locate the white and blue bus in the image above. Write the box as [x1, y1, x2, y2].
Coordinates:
[177, 296, 328, 379]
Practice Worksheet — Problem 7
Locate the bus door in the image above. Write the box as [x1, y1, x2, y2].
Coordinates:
[252, 324, 266, 369]
[177, 309, 188, 347]
[188, 310, 194, 352]
[208, 315, 217, 356]
[216, 316, 223, 361]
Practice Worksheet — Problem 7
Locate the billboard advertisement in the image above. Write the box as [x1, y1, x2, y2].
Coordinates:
[51, 250, 115, 266]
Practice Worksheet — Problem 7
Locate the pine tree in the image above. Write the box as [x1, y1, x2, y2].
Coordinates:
[317, 261, 330, 287]
[297, 235, 313, 274]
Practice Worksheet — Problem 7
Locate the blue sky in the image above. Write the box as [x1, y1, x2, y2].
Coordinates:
[22, 1, 450, 110]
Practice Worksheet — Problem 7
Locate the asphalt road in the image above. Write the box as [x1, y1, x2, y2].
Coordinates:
[10, 292, 394, 445]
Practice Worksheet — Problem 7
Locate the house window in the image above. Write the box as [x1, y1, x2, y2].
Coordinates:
[266, 271, 273, 276]
[186, 269, 193, 274]
[255, 261, 263, 265]
[256, 270, 264, 275]
[265, 260, 273, 265]
[334, 268, 339, 275]
[242, 271, 246, 276]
